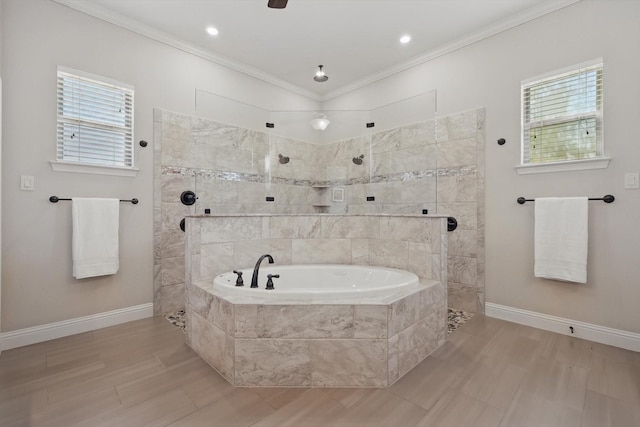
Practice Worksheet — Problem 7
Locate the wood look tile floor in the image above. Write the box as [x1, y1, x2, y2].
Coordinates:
[1, 315, 639, 427]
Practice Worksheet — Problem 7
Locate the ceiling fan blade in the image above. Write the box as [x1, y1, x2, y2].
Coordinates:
[268, 0, 288, 9]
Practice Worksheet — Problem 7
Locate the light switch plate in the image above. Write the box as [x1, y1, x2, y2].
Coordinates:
[624, 172, 639, 189]
[20, 175, 35, 191]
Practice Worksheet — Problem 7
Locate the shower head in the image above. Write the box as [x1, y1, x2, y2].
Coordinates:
[278, 154, 290, 164]
[352, 154, 364, 165]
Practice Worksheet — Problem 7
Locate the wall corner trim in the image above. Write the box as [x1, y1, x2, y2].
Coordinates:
[485, 303, 640, 352]
[0, 303, 154, 351]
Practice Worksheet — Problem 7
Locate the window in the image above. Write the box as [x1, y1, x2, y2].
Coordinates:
[521, 59, 604, 170]
[56, 67, 134, 169]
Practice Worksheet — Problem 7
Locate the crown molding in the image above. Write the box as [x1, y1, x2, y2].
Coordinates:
[53, 0, 581, 104]
[320, 0, 583, 101]
[52, 0, 322, 102]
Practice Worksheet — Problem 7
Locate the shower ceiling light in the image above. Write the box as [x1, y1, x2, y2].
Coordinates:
[310, 115, 330, 131]
[400, 34, 411, 44]
[314, 65, 328, 82]
[206, 26, 219, 36]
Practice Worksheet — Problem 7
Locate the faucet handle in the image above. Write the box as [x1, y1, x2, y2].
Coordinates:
[265, 274, 279, 290]
[233, 270, 244, 287]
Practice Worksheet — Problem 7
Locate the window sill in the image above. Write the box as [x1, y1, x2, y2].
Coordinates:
[515, 157, 610, 175]
[50, 161, 139, 177]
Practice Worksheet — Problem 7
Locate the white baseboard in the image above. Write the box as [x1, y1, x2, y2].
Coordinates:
[485, 303, 640, 353]
[0, 303, 154, 351]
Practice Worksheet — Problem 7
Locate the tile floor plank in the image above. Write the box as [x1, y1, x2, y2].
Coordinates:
[2, 314, 640, 427]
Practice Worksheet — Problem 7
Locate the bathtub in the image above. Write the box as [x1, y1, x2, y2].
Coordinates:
[187, 263, 446, 388]
[213, 264, 420, 303]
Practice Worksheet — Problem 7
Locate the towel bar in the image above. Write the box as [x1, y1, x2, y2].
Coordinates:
[49, 196, 139, 204]
[517, 195, 614, 204]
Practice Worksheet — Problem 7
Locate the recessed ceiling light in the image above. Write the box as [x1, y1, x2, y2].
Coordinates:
[206, 26, 219, 36]
[400, 35, 411, 44]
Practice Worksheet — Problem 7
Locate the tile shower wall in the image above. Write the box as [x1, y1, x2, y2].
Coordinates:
[153, 109, 322, 314]
[153, 108, 485, 315]
[315, 108, 485, 313]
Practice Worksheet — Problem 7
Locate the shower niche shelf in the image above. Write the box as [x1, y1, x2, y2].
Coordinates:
[311, 185, 331, 211]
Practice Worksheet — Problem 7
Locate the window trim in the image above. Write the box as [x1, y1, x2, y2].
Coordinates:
[50, 160, 139, 177]
[519, 58, 606, 172]
[515, 156, 610, 175]
[53, 66, 136, 175]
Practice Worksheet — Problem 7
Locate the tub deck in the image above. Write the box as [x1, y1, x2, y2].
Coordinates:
[186, 278, 447, 388]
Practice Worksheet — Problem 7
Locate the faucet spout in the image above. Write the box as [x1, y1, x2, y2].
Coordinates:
[251, 254, 274, 288]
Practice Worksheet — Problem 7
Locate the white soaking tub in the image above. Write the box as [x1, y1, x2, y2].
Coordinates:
[213, 264, 420, 303]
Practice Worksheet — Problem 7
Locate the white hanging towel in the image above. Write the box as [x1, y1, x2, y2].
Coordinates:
[72, 198, 120, 279]
[534, 197, 588, 283]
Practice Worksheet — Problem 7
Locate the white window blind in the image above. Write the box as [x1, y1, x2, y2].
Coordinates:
[522, 60, 603, 165]
[57, 67, 134, 168]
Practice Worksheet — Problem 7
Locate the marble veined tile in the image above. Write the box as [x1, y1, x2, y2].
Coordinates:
[162, 138, 197, 167]
[191, 117, 239, 148]
[162, 111, 191, 141]
[407, 242, 433, 280]
[354, 305, 388, 339]
[437, 175, 478, 203]
[160, 283, 185, 314]
[256, 305, 354, 339]
[369, 239, 408, 270]
[232, 238, 292, 269]
[200, 243, 234, 280]
[234, 305, 258, 338]
[351, 239, 371, 265]
[379, 216, 432, 243]
[201, 217, 263, 244]
[269, 216, 322, 239]
[400, 120, 437, 149]
[389, 294, 420, 337]
[235, 339, 311, 386]
[437, 138, 477, 169]
[372, 128, 401, 154]
[447, 109, 479, 140]
[161, 174, 196, 204]
[448, 229, 478, 258]
[388, 334, 400, 385]
[321, 215, 380, 239]
[448, 256, 478, 286]
[194, 177, 239, 205]
[189, 312, 234, 383]
[161, 256, 186, 287]
[311, 339, 388, 387]
[291, 239, 352, 264]
[398, 312, 440, 377]
[387, 145, 437, 174]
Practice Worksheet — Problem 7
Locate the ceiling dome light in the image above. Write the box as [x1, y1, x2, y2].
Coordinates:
[400, 35, 411, 44]
[314, 65, 328, 83]
[206, 26, 219, 36]
[310, 114, 330, 131]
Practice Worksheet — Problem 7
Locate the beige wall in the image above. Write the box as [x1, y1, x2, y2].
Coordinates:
[3, 0, 639, 337]
[0, 0, 3, 347]
[326, 0, 640, 333]
[0, 0, 317, 332]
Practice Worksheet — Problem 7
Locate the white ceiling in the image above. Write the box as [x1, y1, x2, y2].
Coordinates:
[54, 0, 579, 101]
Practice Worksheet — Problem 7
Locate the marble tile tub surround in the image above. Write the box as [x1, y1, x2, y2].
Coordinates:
[183, 213, 448, 387]
[186, 282, 446, 388]
[185, 214, 448, 287]
[154, 108, 484, 315]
